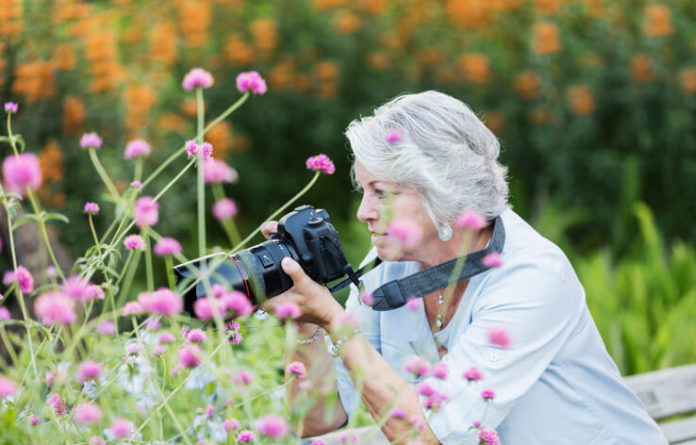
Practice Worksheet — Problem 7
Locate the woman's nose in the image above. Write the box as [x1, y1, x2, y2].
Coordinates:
[356, 194, 377, 222]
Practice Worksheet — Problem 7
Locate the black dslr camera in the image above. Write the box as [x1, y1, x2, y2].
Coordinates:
[174, 205, 356, 312]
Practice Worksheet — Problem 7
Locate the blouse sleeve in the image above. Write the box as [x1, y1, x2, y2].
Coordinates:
[422, 246, 586, 444]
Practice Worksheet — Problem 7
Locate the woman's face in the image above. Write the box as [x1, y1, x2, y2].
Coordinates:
[354, 161, 437, 261]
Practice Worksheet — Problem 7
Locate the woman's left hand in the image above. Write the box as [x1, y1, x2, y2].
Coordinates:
[261, 257, 344, 328]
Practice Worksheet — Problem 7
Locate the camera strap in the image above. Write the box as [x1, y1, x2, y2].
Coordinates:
[370, 215, 504, 311]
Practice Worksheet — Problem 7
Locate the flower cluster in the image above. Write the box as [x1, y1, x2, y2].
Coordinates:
[236, 71, 267, 95]
[182, 68, 214, 91]
[2, 153, 42, 195]
[185, 140, 214, 164]
[306, 153, 336, 175]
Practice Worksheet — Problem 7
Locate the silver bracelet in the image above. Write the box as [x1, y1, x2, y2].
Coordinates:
[296, 327, 323, 345]
[329, 328, 362, 357]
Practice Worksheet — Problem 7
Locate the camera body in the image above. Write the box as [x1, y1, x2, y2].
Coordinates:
[175, 205, 353, 310]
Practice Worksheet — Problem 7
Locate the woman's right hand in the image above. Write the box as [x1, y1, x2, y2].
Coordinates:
[261, 221, 278, 240]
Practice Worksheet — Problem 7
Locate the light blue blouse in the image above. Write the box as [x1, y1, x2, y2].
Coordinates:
[332, 208, 666, 444]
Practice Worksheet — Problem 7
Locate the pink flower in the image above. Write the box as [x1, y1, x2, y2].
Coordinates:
[387, 219, 423, 248]
[225, 292, 254, 317]
[404, 357, 431, 378]
[126, 343, 141, 355]
[360, 291, 374, 306]
[236, 70, 267, 95]
[232, 370, 253, 385]
[481, 388, 496, 400]
[110, 418, 134, 439]
[97, 320, 115, 335]
[2, 153, 42, 195]
[305, 154, 335, 175]
[30, 415, 39, 425]
[145, 317, 161, 331]
[4, 102, 18, 113]
[385, 129, 403, 143]
[223, 418, 240, 432]
[158, 332, 175, 344]
[482, 252, 503, 268]
[205, 404, 215, 416]
[204, 159, 238, 183]
[122, 301, 144, 316]
[76, 360, 102, 383]
[0, 375, 17, 398]
[48, 393, 67, 416]
[391, 408, 406, 419]
[80, 132, 103, 149]
[184, 140, 213, 164]
[455, 209, 486, 231]
[417, 382, 435, 397]
[138, 288, 183, 316]
[463, 366, 483, 381]
[178, 344, 202, 368]
[432, 362, 448, 379]
[405, 297, 420, 311]
[86, 284, 104, 301]
[154, 237, 182, 256]
[237, 430, 255, 443]
[3, 266, 34, 294]
[287, 361, 307, 378]
[73, 401, 102, 425]
[130, 180, 142, 188]
[488, 327, 511, 348]
[134, 196, 159, 228]
[0, 307, 10, 320]
[61, 275, 92, 303]
[152, 345, 166, 357]
[186, 328, 207, 343]
[124, 139, 151, 159]
[182, 68, 214, 91]
[83, 202, 100, 214]
[311, 441, 326, 445]
[257, 414, 289, 439]
[478, 428, 500, 445]
[124, 234, 146, 251]
[212, 198, 238, 220]
[275, 301, 301, 320]
[194, 297, 227, 320]
[34, 291, 76, 325]
[89, 437, 106, 445]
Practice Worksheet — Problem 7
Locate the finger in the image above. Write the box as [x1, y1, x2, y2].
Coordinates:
[261, 221, 278, 239]
[281, 257, 314, 289]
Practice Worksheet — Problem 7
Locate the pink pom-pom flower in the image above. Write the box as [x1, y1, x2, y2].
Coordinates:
[110, 418, 134, 439]
[212, 198, 238, 220]
[83, 202, 100, 215]
[287, 361, 307, 378]
[154, 237, 182, 256]
[203, 159, 238, 183]
[80, 133, 103, 149]
[73, 402, 102, 425]
[455, 209, 486, 231]
[134, 196, 159, 228]
[75, 360, 102, 383]
[275, 301, 301, 320]
[182, 68, 214, 91]
[257, 414, 289, 439]
[305, 154, 335, 175]
[2, 153, 42, 195]
[4, 102, 18, 114]
[236, 71, 267, 95]
[34, 291, 76, 325]
[387, 219, 422, 248]
[124, 139, 151, 160]
[124, 234, 146, 251]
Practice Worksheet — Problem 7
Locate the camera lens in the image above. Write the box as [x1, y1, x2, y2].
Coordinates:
[174, 239, 300, 312]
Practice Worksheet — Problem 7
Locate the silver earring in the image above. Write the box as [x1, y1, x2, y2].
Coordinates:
[438, 224, 452, 241]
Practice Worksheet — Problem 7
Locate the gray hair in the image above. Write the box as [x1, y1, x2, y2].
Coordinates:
[346, 90, 509, 226]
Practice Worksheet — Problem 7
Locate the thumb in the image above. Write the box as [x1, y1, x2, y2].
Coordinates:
[281, 257, 312, 287]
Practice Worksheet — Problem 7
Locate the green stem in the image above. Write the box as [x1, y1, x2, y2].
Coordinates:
[196, 87, 207, 259]
[88, 213, 105, 269]
[88, 147, 120, 199]
[27, 190, 66, 282]
[232, 171, 321, 253]
[135, 157, 143, 182]
[115, 250, 139, 308]
[143, 227, 154, 290]
[0, 326, 18, 365]
[204, 92, 249, 134]
[6, 113, 19, 156]
[164, 256, 176, 290]
[212, 183, 241, 246]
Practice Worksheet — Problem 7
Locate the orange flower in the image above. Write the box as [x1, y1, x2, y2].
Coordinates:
[250, 19, 278, 56]
[151, 23, 178, 66]
[643, 4, 673, 37]
[39, 140, 65, 182]
[529, 107, 550, 125]
[533, 0, 561, 15]
[181, 98, 201, 117]
[416, 47, 445, 66]
[13, 61, 56, 101]
[314, 61, 340, 82]
[312, 0, 347, 11]
[178, 1, 211, 47]
[531, 22, 562, 55]
[567, 85, 595, 116]
[63, 96, 85, 135]
[356, 0, 389, 14]
[225, 34, 254, 66]
[446, 0, 495, 28]
[157, 113, 190, 134]
[85, 32, 117, 62]
[53, 44, 77, 71]
[583, 0, 604, 17]
[631, 54, 654, 83]
[679, 67, 696, 95]
[485, 111, 505, 135]
[514, 71, 541, 100]
[367, 52, 391, 70]
[124, 84, 157, 132]
[0, 0, 23, 40]
[435, 65, 458, 84]
[457, 53, 491, 84]
[334, 11, 361, 34]
[268, 60, 297, 92]
[205, 121, 234, 158]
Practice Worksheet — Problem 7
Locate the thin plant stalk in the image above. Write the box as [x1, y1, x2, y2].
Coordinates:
[27, 190, 66, 281]
[88, 147, 120, 199]
[143, 227, 154, 290]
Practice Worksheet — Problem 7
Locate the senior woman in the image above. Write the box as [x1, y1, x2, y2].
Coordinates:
[262, 91, 665, 444]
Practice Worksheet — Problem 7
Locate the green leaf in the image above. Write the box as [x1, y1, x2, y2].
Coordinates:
[11, 214, 40, 230]
[43, 212, 69, 224]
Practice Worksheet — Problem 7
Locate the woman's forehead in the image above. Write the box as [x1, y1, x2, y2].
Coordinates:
[354, 161, 390, 186]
